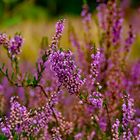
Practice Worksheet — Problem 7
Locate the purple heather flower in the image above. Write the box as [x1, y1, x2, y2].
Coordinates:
[124, 25, 135, 53]
[108, 0, 123, 46]
[97, 3, 108, 30]
[30, 103, 53, 135]
[112, 119, 120, 140]
[49, 50, 84, 94]
[133, 124, 140, 138]
[90, 49, 101, 85]
[122, 128, 133, 140]
[0, 33, 9, 47]
[99, 117, 107, 132]
[0, 96, 54, 137]
[81, 4, 91, 31]
[122, 93, 135, 128]
[0, 118, 12, 139]
[9, 96, 29, 131]
[51, 127, 62, 140]
[74, 132, 83, 140]
[135, 124, 140, 139]
[88, 91, 103, 109]
[53, 109, 73, 135]
[1, 127, 10, 135]
[8, 34, 23, 58]
[122, 93, 136, 139]
[88, 49, 103, 109]
[50, 92, 59, 106]
[51, 19, 65, 51]
[87, 131, 95, 140]
[125, 61, 140, 106]
[112, 17, 123, 46]
[55, 20, 65, 38]
[42, 126, 51, 140]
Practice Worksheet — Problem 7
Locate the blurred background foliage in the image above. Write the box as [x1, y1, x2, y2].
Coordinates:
[0, 0, 140, 26]
[0, 0, 140, 62]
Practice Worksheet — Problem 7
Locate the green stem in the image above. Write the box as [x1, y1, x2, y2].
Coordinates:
[83, 0, 87, 4]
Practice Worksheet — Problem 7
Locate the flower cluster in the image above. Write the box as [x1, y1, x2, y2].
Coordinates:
[50, 19, 65, 51]
[81, 4, 91, 31]
[122, 93, 136, 139]
[88, 49, 103, 108]
[0, 97, 53, 139]
[122, 93, 135, 128]
[0, 33, 23, 58]
[88, 91, 103, 109]
[124, 25, 135, 53]
[0, 33, 9, 47]
[122, 129, 133, 140]
[9, 96, 29, 131]
[0, 0, 140, 139]
[8, 34, 23, 58]
[112, 119, 120, 140]
[51, 127, 62, 140]
[49, 50, 84, 94]
[30, 103, 53, 135]
[90, 49, 101, 85]
[97, 3, 108, 30]
[0, 118, 12, 139]
[55, 110, 73, 135]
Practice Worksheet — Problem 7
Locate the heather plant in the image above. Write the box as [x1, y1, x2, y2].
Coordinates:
[0, 0, 140, 140]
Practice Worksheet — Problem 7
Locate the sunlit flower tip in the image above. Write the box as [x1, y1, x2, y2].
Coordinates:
[81, 4, 91, 20]
[56, 19, 65, 34]
[50, 19, 65, 51]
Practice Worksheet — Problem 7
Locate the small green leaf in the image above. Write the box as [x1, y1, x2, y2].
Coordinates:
[118, 125, 123, 136]
[29, 135, 35, 140]
[103, 99, 107, 107]
[42, 54, 47, 62]
[2, 63, 5, 69]
[79, 93, 86, 100]
[26, 78, 32, 85]
[83, 0, 87, 4]
[5, 69, 8, 76]
[41, 36, 48, 50]
[0, 134, 7, 140]
[59, 48, 63, 52]
[11, 72, 15, 80]
[32, 77, 38, 86]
